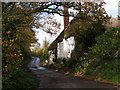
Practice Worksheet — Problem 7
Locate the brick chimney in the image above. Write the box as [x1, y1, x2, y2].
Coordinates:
[64, 6, 69, 31]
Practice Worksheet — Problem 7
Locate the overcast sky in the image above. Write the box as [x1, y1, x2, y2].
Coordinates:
[36, 1, 118, 47]
[104, 0, 118, 17]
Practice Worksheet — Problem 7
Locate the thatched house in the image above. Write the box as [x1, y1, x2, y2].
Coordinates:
[48, 6, 76, 64]
[48, 6, 119, 64]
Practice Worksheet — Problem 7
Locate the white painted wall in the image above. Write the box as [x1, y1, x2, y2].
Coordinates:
[57, 41, 64, 58]
[57, 37, 75, 59]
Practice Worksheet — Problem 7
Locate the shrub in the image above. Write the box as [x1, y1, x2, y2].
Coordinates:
[3, 68, 38, 89]
[89, 27, 119, 61]
[84, 27, 120, 83]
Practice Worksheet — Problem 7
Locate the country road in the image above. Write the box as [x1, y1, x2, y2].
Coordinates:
[30, 67, 119, 90]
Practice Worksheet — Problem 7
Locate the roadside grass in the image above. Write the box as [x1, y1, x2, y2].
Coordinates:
[3, 68, 38, 89]
[82, 59, 120, 84]
[47, 59, 120, 85]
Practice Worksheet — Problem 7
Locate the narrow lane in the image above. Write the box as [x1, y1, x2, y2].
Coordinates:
[31, 67, 119, 89]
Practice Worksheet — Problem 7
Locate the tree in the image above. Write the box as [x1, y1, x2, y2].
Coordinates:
[2, 2, 36, 69]
[83, 27, 120, 82]
[2, 2, 36, 88]
[70, 2, 110, 60]
[31, 47, 44, 57]
[43, 38, 49, 60]
[34, 13, 61, 36]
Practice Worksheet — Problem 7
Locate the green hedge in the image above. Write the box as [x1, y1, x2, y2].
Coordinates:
[83, 27, 120, 83]
[3, 68, 38, 89]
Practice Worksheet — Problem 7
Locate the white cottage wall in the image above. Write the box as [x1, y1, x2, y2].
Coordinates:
[57, 37, 75, 59]
[57, 41, 64, 58]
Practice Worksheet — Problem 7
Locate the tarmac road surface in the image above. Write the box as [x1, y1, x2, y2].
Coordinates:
[30, 67, 119, 90]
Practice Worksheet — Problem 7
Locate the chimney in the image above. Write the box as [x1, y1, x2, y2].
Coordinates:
[64, 6, 69, 31]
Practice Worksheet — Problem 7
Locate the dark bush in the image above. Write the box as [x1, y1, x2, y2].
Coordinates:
[3, 68, 38, 89]
[83, 27, 120, 83]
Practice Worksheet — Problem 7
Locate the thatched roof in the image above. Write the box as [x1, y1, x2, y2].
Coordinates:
[48, 14, 81, 50]
[48, 31, 64, 50]
[64, 19, 77, 39]
[48, 16, 119, 50]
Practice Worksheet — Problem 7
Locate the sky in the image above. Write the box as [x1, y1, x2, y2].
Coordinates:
[104, 0, 118, 17]
[35, 0, 118, 47]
